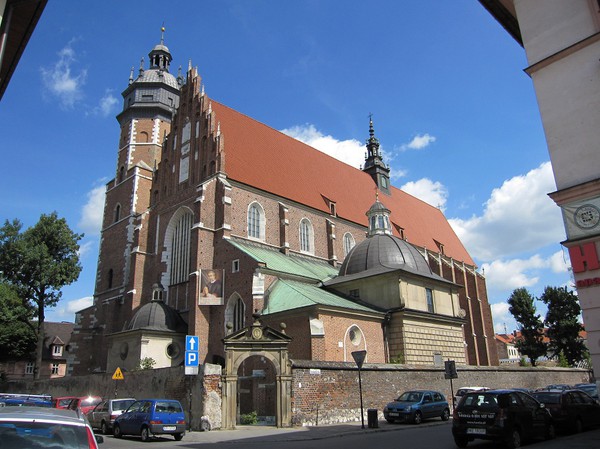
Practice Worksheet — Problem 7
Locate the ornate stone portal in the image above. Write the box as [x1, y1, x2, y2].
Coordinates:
[222, 315, 292, 428]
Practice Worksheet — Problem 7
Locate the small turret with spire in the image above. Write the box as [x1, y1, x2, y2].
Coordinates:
[362, 115, 391, 195]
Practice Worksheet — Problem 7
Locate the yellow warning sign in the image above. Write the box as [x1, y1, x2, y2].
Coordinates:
[112, 367, 124, 380]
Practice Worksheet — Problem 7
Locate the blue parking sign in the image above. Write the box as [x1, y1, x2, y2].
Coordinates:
[186, 335, 199, 351]
[185, 351, 199, 367]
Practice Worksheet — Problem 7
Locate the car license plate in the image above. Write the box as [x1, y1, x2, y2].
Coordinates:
[163, 426, 176, 431]
[388, 412, 399, 416]
[467, 428, 485, 435]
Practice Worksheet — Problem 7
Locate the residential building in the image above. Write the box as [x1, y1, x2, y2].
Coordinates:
[480, 0, 600, 377]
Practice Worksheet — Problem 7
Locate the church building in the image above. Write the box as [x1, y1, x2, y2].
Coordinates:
[69, 33, 498, 375]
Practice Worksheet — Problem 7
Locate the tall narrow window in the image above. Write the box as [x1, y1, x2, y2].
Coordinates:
[225, 295, 246, 334]
[426, 288, 435, 313]
[343, 233, 355, 256]
[25, 363, 34, 375]
[299, 218, 314, 254]
[247, 202, 265, 240]
[167, 208, 193, 285]
[51, 363, 60, 375]
[107, 269, 113, 289]
[114, 204, 121, 223]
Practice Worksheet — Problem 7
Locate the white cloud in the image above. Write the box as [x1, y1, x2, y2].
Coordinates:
[400, 133, 436, 151]
[481, 255, 546, 292]
[400, 178, 448, 211]
[448, 162, 563, 261]
[93, 90, 119, 117]
[491, 302, 515, 333]
[548, 249, 571, 274]
[66, 296, 93, 313]
[78, 185, 106, 236]
[40, 41, 87, 109]
[281, 124, 365, 169]
[78, 240, 95, 258]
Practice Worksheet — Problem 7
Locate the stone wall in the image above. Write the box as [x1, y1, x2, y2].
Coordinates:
[2, 360, 593, 430]
[0, 364, 222, 431]
[290, 360, 593, 426]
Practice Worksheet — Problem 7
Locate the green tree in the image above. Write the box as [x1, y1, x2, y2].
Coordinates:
[540, 286, 586, 367]
[0, 282, 36, 360]
[508, 287, 547, 367]
[0, 213, 82, 379]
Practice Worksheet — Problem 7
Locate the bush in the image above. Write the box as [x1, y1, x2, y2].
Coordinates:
[240, 411, 258, 425]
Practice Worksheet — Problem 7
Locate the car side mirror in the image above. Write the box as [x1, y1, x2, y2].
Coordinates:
[96, 435, 104, 444]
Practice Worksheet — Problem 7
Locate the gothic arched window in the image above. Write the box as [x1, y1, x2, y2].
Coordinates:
[299, 218, 314, 254]
[167, 208, 193, 285]
[247, 202, 265, 241]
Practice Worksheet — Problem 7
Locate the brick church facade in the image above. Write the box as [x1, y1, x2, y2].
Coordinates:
[68, 34, 498, 376]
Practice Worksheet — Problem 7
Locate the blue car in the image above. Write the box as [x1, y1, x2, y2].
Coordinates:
[113, 399, 186, 442]
[383, 390, 450, 424]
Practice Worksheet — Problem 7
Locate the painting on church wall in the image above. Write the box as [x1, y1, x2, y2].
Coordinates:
[199, 268, 224, 305]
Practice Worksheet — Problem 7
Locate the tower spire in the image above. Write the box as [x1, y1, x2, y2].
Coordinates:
[362, 114, 391, 195]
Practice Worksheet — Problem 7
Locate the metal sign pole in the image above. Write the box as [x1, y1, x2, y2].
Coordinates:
[358, 366, 365, 429]
[351, 350, 367, 429]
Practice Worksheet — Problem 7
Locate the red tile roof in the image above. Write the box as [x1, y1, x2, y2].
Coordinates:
[212, 101, 474, 265]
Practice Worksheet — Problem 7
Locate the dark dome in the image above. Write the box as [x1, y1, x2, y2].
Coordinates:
[339, 233, 434, 277]
[126, 300, 188, 333]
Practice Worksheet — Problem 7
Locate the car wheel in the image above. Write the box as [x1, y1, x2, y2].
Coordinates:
[141, 426, 150, 442]
[505, 429, 521, 449]
[441, 408, 450, 421]
[574, 418, 583, 434]
[453, 436, 469, 448]
[174, 432, 184, 441]
[113, 424, 122, 439]
[100, 421, 108, 435]
[413, 411, 422, 425]
[546, 422, 556, 440]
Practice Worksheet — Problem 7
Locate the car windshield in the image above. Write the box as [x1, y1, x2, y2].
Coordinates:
[397, 392, 422, 402]
[0, 420, 90, 448]
[113, 400, 135, 411]
[155, 401, 183, 413]
[461, 393, 498, 408]
[532, 392, 560, 404]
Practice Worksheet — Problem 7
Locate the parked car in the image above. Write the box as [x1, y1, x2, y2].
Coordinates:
[454, 386, 489, 407]
[0, 393, 53, 407]
[68, 396, 103, 415]
[54, 395, 79, 409]
[88, 398, 136, 435]
[452, 389, 555, 448]
[531, 389, 600, 433]
[0, 405, 104, 448]
[542, 384, 572, 391]
[383, 390, 450, 424]
[113, 398, 186, 441]
[573, 382, 599, 399]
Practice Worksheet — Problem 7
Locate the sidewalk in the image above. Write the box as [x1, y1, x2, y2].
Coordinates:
[181, 420, 600, 447]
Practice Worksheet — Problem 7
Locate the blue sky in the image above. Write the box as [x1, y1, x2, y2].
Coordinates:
[0, 1, 572, 333]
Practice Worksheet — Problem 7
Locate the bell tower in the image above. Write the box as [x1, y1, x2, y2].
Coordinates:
[80, 29, 184, 374]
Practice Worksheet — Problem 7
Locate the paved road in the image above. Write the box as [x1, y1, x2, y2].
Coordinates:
[97, 419, 600, 449]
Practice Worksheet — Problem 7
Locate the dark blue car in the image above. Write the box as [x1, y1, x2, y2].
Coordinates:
[113, 399, 186, 442]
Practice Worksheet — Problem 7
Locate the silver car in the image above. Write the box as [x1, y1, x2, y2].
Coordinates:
[0, 406, 103, 448]
[87, 398, 135, 435]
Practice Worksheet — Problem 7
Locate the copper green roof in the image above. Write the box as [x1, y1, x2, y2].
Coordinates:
[262, 279, 382, 315]
[227, 239, 339, 281]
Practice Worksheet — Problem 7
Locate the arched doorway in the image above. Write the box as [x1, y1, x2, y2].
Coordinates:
[222, 315, 292, 429]
[237, 355, 276, 425]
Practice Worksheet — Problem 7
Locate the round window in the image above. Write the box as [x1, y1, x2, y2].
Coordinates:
[119, 342, 129, 360]
[166, 342, 181, 359]
[349, 326, 362, 346]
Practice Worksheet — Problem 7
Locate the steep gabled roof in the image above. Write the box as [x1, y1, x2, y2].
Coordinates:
[212, 101, 474, 265]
